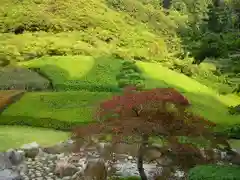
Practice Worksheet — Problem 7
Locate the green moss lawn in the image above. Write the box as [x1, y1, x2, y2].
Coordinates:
[0, 125, 69, 151]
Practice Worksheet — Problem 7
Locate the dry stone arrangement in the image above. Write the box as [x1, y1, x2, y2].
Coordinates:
[1, 139, 239, 180]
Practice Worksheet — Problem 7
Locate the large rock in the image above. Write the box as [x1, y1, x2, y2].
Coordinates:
[83, 158, 107, 180]
[54, 157, 79, 178]
[5, 149, 25, 166]
[20, 142, 40, 159]
[0, 169, 22, 180]
[43, 140, 75, 154]
[0, 153, 12, 170]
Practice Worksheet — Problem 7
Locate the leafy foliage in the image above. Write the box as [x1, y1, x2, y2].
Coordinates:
[188, 164, 240, 180]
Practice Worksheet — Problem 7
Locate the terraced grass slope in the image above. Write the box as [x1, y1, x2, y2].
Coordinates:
[0, 125, 69, 151]
[1, 58, 239, 129]
[19, 56, 122, 91]
[137, 61, 240, 125]
[0, 91, 115, 129]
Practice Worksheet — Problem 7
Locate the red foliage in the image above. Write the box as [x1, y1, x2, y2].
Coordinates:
[73, 86, 231, 178]
[96, 86, 190, 119]
[74, 87, 219, 143]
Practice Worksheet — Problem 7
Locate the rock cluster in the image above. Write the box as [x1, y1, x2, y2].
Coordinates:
[1, 139, 238, 180]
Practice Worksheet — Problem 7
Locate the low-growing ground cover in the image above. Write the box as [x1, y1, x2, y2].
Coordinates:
[0, 66, 50, 90]
[136, 61, 240, 125]
[0, 125, 69, 151]
[19, 55, 122, 92]
[0, 91, 115, 130]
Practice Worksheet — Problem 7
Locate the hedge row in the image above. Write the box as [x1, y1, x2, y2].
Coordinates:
[0, 115, 91, 131]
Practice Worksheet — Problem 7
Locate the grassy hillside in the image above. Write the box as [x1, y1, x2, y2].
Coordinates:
[0, 0, 180, 64]
[137, 61, 240, 125]
[1, 59, 239, 130]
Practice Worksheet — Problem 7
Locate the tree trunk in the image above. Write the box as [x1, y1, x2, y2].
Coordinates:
[137, 135, 149, 180]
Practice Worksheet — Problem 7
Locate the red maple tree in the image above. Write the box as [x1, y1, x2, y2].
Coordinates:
[72, 86, 233, 180]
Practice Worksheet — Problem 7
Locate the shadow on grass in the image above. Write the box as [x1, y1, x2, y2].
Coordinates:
[29, 55, 123, 92]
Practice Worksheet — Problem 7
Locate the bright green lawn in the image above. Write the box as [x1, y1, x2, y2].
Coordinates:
[0, 125, 69, 151]
[19, 55, 122, 91]
[2, 91, 114, 122]
[137, 61, 240, 125]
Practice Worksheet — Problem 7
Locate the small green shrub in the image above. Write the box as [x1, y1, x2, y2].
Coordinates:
[121, 64, 142, 73]
[188, 164, 240, 180]
[228, 104, 240, 115]
[117, 60, 145, 89]
[122, 60, 136, 66]
[214, 124, 240, 139]
[127, 72, 144, 80]
[118, 79, 130, 88]
[194, 33, 228, 62]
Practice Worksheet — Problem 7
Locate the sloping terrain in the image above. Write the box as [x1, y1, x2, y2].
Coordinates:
[136, 61, 240, 125]
[1, 58, 239, 129]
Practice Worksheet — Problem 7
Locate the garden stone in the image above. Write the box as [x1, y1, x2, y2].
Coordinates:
[0, 169, 22, 180]
[83, 158, 107, 180]
[16, 164, 28, 174]
[54, 159, 78, 178]
[0, 152, 12, 170]
[43, 140, 75, 154]
[6, 149, 25, 166]
[21, 142, 40, 159]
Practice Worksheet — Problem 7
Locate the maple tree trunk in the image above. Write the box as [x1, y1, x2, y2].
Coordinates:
[137, 135, 148, 180]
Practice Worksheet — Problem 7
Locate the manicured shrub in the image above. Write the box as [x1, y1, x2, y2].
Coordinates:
[194, 33, 228, 63]
[118, 79, 130, 88]
[228, 104, 240, 115]
[0, 115, 88, 131]
[188, 164, 240, 180]
[117, 60, 145, 89]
